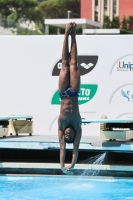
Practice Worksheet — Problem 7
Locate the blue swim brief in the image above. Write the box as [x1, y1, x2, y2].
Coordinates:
[59, 88, 80, 99]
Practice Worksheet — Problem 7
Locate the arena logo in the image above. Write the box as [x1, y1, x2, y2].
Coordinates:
[51, 84, 98, 105]
[52, 56, 98, 76]
[110, 55, 133, 74]
[110, 84, 133, 104]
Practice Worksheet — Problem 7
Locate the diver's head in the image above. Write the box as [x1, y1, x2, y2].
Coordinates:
[64, 127, 75, 143]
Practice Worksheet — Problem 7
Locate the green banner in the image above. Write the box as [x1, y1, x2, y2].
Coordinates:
[51, 84, 98, 105]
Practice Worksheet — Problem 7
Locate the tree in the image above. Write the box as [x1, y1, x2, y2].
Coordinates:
[37, 0, 46, 3]
[103, 16, 112, 28]
[111, 16, 120, 28]
[39, 0, 80, 19]
[7, 12, 18, 28]
[39, 0, 63, 18]
[58, 0, 80, 18]
[0, 0, 38, 18]
[0, 0, 43, 28]
[128, 16, 133, 31]
[121, 16, 127, 30]
[102, 15, 133, 34]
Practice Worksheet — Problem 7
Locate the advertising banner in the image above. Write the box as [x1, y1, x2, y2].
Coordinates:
[0, 35, 133, 136]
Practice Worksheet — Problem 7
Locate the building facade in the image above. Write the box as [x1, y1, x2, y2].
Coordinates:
[80, 0, 133, 24]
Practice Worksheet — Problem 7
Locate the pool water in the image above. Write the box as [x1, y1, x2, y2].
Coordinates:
[0, 175, 133, 200]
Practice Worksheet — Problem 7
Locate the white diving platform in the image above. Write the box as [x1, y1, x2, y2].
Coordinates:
[82, 118, 133, 124]
[0, 115, 33, 120]
[0, 115, 33, 137]
[82, 117, 133, 141]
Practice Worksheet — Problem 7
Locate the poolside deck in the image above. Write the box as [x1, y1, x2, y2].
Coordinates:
[0, 134, 133, 176]
[0, 134, 133, 152]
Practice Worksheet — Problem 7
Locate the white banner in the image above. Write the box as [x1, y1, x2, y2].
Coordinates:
[0, 35, 133, 136]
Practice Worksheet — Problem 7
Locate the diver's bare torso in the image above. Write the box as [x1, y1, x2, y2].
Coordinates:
[58, 97, 81, 132]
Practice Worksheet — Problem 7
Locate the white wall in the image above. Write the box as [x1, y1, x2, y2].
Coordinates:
[0, 35, 133, 136]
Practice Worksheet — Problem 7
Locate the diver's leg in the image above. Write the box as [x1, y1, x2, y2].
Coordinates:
[58, 23, 73, 92]
[70, 22, 80, 91]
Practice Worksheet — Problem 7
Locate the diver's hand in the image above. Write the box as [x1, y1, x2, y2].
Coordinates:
[66, 165, 74, 171]
[61, 167, 73, 175]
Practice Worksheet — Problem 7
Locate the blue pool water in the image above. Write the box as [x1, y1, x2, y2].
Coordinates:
[0, 175, 133, 200]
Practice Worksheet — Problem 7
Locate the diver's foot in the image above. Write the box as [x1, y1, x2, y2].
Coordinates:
[71, 22, 77, 37]
[65, 22, 73, 36]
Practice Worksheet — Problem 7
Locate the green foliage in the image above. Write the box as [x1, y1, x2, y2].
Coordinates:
[103, 16, 112, 28]
[103, 16, 120, 28]
[58, 0, 80, 18]
[128, 16, 133, 31]
[103, 15, 133, 34]
[0, 0, 80, 34]
[0, 0, 38, 17]
[0, 0, 41, 27]
[37, 0, 46, 2]
[39, 0, 80, 18]
[17, 26, 42, 35]
[39, 0, 63, 18]
[120, 29, 133, 34]
[111, 16, 120, 28]
[121, 16, 127, 30]
[0, 0, 45, 34]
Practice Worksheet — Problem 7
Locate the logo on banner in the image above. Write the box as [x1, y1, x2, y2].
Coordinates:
[110, 84, 133, 104]
[117, 61, 133, 71]
[51, 84, 98, 105]
[121, 89, 133, 102]
[111, 55, 133, 74]
[52, 56, 98, 76]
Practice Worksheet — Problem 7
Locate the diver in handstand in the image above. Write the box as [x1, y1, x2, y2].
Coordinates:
[58, 22, 82, 175]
